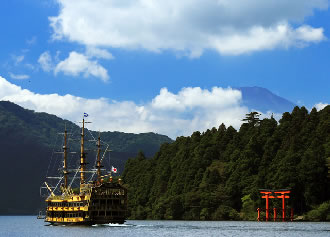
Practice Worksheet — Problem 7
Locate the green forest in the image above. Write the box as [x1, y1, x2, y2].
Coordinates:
[123, 106, 330, 221]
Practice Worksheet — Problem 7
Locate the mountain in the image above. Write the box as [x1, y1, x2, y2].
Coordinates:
[238, 86, 296, 114]
[0, 101, 172, 214]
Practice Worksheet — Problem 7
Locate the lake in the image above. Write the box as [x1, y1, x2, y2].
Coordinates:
[0, 216, 329, 237]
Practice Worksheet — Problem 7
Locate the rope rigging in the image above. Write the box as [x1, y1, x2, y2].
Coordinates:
[43, 119, 113, 196]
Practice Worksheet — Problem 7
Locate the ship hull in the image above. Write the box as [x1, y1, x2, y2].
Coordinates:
[45, 183, 127, 225]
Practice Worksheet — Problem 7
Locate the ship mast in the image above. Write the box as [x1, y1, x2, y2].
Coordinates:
[96, 132, 103, 182]
[80, 118, 86, 186]
[63, 125, 68, 189]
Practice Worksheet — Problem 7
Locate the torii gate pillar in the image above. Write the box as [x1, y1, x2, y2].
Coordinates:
[259, 189, 291, 222]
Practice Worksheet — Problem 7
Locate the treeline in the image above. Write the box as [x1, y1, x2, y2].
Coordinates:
[122, 106, 330, 221]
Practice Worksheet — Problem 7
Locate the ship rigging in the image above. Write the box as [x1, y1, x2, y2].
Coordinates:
[41, 116, 127, 225]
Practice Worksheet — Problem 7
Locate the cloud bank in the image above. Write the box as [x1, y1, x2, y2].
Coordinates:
[50, 0, 327, 57]
[0, 76, 248, 138]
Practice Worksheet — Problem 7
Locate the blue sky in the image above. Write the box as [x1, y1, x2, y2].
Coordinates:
[0, 0, 329, 138]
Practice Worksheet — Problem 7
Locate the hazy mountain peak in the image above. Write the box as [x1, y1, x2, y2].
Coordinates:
[237, 86, 296, 114]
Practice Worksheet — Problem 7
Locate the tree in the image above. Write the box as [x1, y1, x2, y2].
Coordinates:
[242, 111, 261, 127]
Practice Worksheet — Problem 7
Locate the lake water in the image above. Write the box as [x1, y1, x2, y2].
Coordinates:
[0, 216, 329, 237]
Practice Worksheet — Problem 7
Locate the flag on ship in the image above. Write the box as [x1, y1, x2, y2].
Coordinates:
[84, 112, 88, 117]
[111, 166, 117, 173]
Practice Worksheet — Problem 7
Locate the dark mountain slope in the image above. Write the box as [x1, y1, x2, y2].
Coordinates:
[0, 101, 172, 214]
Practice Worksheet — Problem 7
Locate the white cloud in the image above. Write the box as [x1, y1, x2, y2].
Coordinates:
[12, 55, 24, 65]
[54, 51, 109, 82]
[295, 25, 325, 42]
[209, 23, 325, 55]
[26, 36, 37, 45]
[314, 102, 329, 111]
[50, 0, 328, 56]
[152, 87, 241, 111]
[8, 72, 30, 80]
[260, 111, 283, 122]
[0, 76, 249, 138]
[86, 47, 114, 60]
[38, 51, 53, 72]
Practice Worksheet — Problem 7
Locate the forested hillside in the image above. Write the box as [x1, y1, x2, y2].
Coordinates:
[0, 101, 172, 214]
[123, 106, 330, 221]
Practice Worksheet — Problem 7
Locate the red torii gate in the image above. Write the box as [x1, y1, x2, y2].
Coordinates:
[257, 189, 293, 221]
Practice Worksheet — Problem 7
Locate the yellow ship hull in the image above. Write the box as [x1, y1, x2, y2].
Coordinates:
[45, 183, 127, 225]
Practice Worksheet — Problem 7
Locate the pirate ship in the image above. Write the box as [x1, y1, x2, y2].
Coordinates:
[42, 115, 127, 225]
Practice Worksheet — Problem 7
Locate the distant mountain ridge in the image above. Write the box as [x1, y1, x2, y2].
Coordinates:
[238, 86, 296, 114]
[0, 101, 172, 215]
